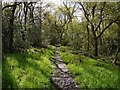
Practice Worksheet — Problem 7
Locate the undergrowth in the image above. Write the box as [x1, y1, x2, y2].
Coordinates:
[60, 46, 119, 89]
[3, 47, 55, 89]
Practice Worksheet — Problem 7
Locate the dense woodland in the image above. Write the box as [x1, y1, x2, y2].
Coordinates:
[2, 1, 120, 89]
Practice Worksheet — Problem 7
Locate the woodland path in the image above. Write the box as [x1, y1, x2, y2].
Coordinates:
[52, 46, 80, 90]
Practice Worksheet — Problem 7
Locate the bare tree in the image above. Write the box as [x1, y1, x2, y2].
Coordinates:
[79, 2, 119, 56]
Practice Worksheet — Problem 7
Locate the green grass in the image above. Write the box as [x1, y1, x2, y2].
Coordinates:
[60, 46, 74, 52]
[3, 47, 55, 89]
[3, 45, 119, 89]
[60, 49, 119, 89]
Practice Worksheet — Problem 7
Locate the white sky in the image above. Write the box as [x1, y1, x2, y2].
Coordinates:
[0, 0, 62, 4]
[2, 0, 83, 22]
[47, 0, 62, 5]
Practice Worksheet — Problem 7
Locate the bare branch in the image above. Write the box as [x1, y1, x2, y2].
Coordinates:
[92, 3, 97, 18]
[2, 2, 21, 11]
[97, 19, 117, 38]
[94, 2, 106, 32]
[78, 2, 93, 26]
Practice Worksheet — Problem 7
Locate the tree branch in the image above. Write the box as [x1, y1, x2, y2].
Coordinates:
[94, 2, 106, 32]
[79, 2, 93, 26]
[2, 2, 21, 11]
[97, 19, 117, 38]
[92, 3, 97, 19]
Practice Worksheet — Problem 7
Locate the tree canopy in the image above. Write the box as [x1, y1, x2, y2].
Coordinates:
[2, 1, 120, 63]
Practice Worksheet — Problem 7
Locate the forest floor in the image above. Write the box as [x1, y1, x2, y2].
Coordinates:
[2, 45, 120, 89]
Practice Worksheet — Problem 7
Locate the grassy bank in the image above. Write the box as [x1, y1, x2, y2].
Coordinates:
[3, 47, 55, 89]
[60, 46, 119, 89]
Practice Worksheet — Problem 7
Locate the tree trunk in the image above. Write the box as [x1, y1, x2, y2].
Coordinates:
[9, 26, 14, 52]
[86, 23, 90, 51]
[22, 2, 28, 41]
[0, 2, 2, 62]
[60, 32, 63, 44]
[91, 25, 98, 57]
[9, 2, 17, 53]
[94, 37, 98, 56]
[112, 48, 119, 64]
